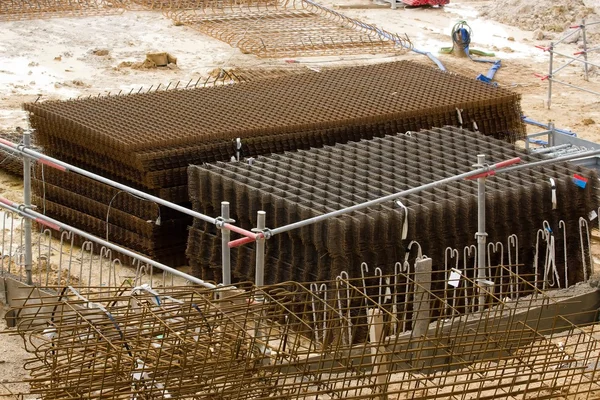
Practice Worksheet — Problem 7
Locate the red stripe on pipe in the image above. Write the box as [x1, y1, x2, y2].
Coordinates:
[35, 218, 61, 231]
[0, 138, 16, 148]
[0, 197, 15, 206]
[229, 236, 256, 248]
[494, 157, 521, 169]
[465, 171, 496, 180]
[223, 223, 256, 239]
[39, 158, 68, 172]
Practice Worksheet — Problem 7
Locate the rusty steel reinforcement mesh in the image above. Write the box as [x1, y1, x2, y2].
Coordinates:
[187, 126, 598, 286]
[25, 61, 525, 266]
[11, 283, 600, 399]
[164, 0, 402, 58]
[0, 130, 43, 176]
[0, 0, 127, 21]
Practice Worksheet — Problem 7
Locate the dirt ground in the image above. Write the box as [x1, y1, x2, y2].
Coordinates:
[0, 1, 598, 139]
[0, 0, 600, 397]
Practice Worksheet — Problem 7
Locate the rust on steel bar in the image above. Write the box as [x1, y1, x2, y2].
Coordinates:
[0, 139, 255, 240]
[229, 156, 521, 247]
[7, 263, 600, 399]
[0, 196, 216, 289]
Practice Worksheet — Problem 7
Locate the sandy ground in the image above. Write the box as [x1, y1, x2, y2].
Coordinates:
[0, 308, 33, 399]
[0, 1, 598, 138]
[0, 0, 600, 396]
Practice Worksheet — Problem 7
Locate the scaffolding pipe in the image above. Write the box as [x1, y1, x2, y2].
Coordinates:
[232, 146, 600, 248]
[475, 154, 487, 311]
[221, 201, 232, 285]
[0, 138, 256, 241]
[0, 197, 217, 289]
[547, 50, 600, 70]
[547, 42, 554, 109]
[501, 148, 600, 173]
[228, 157, 521, 247]
[22, 130, 33, 285]
[550, 78, 600, 97]
[255, 211, 266, 288]
[522, 117, 576, 137]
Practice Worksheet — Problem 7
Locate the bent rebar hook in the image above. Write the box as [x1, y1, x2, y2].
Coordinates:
[507, 234, 518, 298]
[406, 240, 423, 261]
[579, 217, 592, 283]
[542, 221, 560, 290]
[336, 271, 353, 345]
[463, 245, 476, 313]
[487, 242, 504, 296]
[533, 229, 545, 290]
[559, 220, 568, 288]
[444, 247, 459, 317]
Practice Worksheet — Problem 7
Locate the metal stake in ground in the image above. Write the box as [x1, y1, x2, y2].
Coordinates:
[22, 128, 33, 285]
[582, 19, 589, 82]
[475, 154, 488, 311]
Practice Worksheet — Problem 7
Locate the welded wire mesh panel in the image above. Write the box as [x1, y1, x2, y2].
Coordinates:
[10, 269, 600, 399]
[187, 127, 597, 286]
[165, 0, 402, 58]
[0, 0, 127, 20]
[26, 61, 524, 154]
[25, 61, 525, 266]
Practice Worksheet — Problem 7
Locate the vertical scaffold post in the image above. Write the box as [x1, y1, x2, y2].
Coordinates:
[582, 19, 589, 82]
[547, 42, 554, 109]
[475, 154, 488, 311]
[23, 129, 33, 285]
[221, 201, 231, 285]
[255, 211, 266, 289]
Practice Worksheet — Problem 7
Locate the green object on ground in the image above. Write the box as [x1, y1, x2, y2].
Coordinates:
[439, 20, 495, 57]
[440, 47, 495, 57]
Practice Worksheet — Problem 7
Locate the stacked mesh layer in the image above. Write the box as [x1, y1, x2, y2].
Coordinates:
[0, 130, 43, 177]
[25, 61, 525, 266]
[187, 127, 597, 285]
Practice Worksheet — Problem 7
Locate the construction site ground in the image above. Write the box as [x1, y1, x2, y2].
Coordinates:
[1, 0, 600, 397]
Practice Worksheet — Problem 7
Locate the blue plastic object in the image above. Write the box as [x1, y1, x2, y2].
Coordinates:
[522, 116, 577, 137]
[476, 60, 502, 84]
[573, 176, 588, 189]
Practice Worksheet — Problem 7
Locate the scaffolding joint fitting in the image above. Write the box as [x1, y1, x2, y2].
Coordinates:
[252, 227, 272, 240]
[215, 216, 235, 228]
[475, 231, 488, 241]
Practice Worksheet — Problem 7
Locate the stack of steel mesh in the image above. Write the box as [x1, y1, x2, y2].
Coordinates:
[164, 0, 402, 58]
[187, 126, 597, 285]
[0, 0, 126, 21]
[0, 130, 43, 177]
[25, 61, 525, 266]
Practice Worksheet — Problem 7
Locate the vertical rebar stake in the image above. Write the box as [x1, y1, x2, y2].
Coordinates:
[255, 211, 266, 289]
[475, 155, 487, 311]
[582, 20, 589, 82]
[547, 42, 554, 109]
[23, 129, 33, 285]
[221, 201, 231, 285]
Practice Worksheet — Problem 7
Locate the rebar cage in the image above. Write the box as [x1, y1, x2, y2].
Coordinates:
[9, 264, 600, 400]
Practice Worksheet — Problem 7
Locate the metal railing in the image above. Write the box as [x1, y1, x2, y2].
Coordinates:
[2, 129, 600, 292]
[0, 130, 262, 289]
[536, 19, 600, 109]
